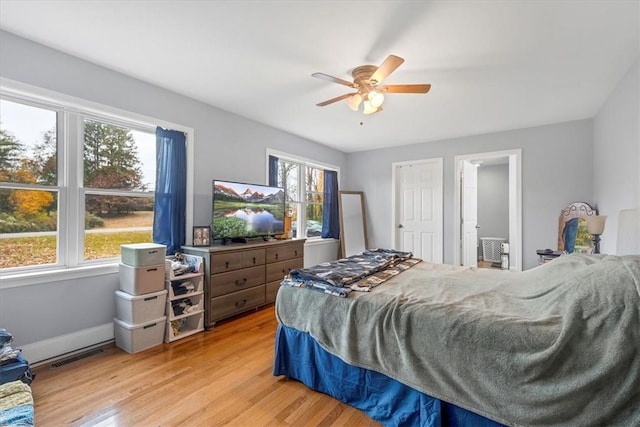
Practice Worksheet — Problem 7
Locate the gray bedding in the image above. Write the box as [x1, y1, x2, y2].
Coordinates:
[275, 253, 640, 426]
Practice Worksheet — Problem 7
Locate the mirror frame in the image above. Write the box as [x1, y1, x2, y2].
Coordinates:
[338, 191, 368, 257]
[557, 201, 597, 252]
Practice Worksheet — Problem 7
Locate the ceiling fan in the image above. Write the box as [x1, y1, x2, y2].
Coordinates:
[312, 54, 431, 115]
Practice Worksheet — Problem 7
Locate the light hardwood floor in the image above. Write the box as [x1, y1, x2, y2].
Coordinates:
[32, 306, 380, 426]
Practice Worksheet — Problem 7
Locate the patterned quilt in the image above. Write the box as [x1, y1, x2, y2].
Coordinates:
[281, 248, 421, 297]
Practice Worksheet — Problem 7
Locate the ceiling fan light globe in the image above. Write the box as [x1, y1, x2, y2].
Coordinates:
[347, 94, 362, 111]
[362, 100, 377, 115]
[368, 90, 384, 108]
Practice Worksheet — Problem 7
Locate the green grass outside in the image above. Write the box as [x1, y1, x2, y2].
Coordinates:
[1, 231, 153, 269]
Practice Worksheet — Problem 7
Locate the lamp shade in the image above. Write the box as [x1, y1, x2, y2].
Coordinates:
[368, 90, 384, 108]
[362, 100, 378, 115]
[347, 94, 362, 111]
[587, 215, 607, 235]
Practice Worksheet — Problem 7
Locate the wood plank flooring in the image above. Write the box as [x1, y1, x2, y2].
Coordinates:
[31, 305, 380, 426]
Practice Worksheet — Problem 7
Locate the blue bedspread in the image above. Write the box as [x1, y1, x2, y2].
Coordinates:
[273, 324, 504, 427]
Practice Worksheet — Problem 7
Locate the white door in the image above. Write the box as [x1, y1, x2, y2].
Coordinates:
[461, 160, 478, 266]
[394, 159, 443, 263]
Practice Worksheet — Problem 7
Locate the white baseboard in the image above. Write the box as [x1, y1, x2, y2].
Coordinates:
[20, 322, 114, 365]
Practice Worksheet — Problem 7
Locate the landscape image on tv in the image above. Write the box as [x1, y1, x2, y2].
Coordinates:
[212, 180, 285, 241]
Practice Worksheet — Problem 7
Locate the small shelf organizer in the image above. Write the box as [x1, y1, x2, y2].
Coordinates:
[164, 254, 205, 342]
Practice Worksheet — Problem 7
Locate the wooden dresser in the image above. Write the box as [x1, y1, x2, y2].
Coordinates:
[182, 239, 305, 328]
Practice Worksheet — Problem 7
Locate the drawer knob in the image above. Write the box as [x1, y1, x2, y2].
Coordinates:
[253, 256, 256, 264]
[225, 261, 229, 269]
[294, 250, 298, 256]
[235, 278, 247, 286]
[235, 299, 247, 308]
[275, 253, 279, 260]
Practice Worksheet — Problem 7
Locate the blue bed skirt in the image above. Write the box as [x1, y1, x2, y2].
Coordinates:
[273, 324, 504, 427]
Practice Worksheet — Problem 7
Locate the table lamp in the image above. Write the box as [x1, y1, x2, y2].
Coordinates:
[586, 215, 607, 254]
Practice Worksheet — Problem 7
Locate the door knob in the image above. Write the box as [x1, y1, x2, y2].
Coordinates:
[475, 225, 481, 229]
[398, 224, 403, 228]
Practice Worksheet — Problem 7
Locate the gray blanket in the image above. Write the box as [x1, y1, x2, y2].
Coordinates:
[275, 254, 640, 426]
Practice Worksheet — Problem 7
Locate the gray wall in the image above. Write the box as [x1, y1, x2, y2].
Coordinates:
[0, 28, 637, 355]
[593, 57, 640, 254]
[345, 119, 594, 270]
[0, 31, 346, 349]
[477, 164, 509, 259]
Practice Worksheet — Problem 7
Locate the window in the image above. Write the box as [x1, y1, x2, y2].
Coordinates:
[0, 92, 168, 274]
[271, 152, 338, 239]
[82, 118, 155, 261]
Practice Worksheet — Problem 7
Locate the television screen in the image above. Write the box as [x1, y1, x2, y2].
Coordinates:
[212, 180, 285, 242]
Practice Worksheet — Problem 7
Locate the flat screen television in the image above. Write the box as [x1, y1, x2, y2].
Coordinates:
[212, 180, 285, 243]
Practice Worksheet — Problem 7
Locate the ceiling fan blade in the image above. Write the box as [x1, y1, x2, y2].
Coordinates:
[316, 93, 356, 107]
[312, 72, 356, 88]
[384, 84, 431, 94]
[370, 55, 405, 85]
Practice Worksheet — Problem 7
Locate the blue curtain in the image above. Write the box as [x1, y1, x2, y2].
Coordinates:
[321, 170, 340, 239]
[153, 127, 186, 254]
[268, 155, 279, 187]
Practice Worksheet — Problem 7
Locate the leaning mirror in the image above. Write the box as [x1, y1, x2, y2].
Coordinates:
[558, 202, 597, 253]
[339, 191, 368, 257]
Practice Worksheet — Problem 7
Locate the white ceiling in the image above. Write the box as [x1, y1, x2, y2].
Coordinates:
[1, 1, 638, 153]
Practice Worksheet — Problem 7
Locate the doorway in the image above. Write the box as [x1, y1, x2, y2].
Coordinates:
[391, 158, 443, 263]
[453, 150, 522, 271]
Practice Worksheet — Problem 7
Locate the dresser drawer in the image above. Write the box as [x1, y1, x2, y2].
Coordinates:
[266, 242, 304, 263]
[211, 265, 264, 297]
[211, 252, 242, 274]
[242, 249, 265, 268]
[266, 258, 303, 283]
[210, 286, 265, 321]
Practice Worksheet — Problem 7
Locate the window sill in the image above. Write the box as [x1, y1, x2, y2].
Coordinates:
[0, 262, 120, 289]
[303, 237, 339, 246]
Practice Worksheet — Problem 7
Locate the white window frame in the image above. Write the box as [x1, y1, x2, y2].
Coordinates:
[266, 149, 340, 241]
[0, 78, 194, 288]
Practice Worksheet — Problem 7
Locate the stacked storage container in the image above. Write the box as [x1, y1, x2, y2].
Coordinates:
[114, 243, 167, 353]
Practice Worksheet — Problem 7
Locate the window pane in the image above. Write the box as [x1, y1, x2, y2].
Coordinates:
[0, 99, 57, 185]
[288, 203, 301, 239]
[305, 168, 323, 193]
[0, 188, 58, 268]
[306, 192, 323, 204]
[83, 119, 154, 191]
[279, 161, 299, 202]
[306, 204, 323, 237]
[84, 194, 153, 260]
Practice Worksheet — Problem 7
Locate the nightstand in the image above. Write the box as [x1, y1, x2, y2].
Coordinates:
[536, 249, 562, 264]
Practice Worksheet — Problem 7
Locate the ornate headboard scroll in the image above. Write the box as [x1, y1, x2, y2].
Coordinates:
[558, 202, 597, 252]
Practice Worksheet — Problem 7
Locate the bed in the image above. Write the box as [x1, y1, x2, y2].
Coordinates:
[273, 250, 640, 426]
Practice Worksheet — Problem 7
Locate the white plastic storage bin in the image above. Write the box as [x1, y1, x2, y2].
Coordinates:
[165, 313, 204, 342]
[120, 243, 166, 267]
[113, 316, 166, 354]
[167, 293, 204, 318]
[167, 275, 204, 299]
[119, 263, 165, 295]
[115, 289, 167, 324]
[481, 237, 507, 263]
[164, 255, 204, 281]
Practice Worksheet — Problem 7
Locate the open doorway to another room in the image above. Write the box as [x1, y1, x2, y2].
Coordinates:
[476, 159, 510, 269]
[453, 149, 522, 271]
